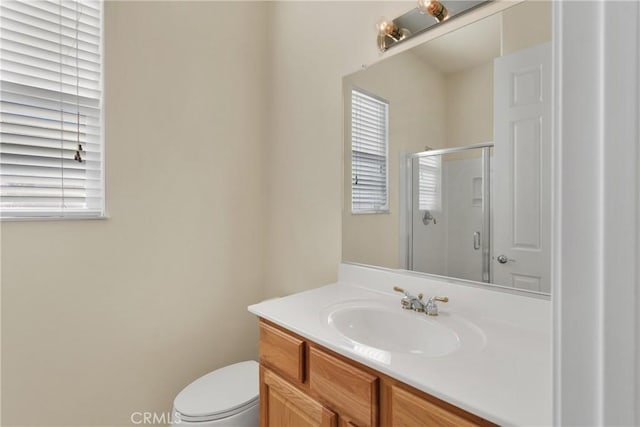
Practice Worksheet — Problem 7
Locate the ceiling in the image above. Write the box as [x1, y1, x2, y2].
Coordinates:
[410, 13, 502, 75]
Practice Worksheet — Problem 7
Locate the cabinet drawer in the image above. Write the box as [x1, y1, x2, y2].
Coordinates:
[309, 347, 378, 427]
[259, 321, 305, 383]
[389, 385, 481, 427]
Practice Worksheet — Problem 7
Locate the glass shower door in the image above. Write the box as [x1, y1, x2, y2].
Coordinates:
[408, 145, 492, 282]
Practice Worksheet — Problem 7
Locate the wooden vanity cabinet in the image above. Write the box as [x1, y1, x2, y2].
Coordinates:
[258, 319, 495, 427]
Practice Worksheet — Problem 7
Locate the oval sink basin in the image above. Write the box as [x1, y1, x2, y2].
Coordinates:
[328, 306, 460, 357]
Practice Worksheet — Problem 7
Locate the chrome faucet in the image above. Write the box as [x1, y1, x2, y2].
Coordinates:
[393, 286, 423, 311]
[393, 286, 448, 316]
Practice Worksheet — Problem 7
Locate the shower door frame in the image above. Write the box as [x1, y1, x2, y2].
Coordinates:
[405, 142, 493, 283]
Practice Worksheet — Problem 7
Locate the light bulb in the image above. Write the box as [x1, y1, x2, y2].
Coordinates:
[376, 17, 395, 36]
[417, 0, 430, 14]
[375, 17, 409, 42]
[417, 0, 449, 22]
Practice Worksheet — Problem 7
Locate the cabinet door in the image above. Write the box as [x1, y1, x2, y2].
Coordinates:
[262, 368, 337, 427]
[389, 385, 481, 427]
[309, 347, 378, 427]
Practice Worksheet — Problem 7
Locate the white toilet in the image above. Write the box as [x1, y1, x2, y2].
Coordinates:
[171, 360, 259, 427]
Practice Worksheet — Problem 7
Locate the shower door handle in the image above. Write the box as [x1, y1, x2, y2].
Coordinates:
[473, 232, 481, 250]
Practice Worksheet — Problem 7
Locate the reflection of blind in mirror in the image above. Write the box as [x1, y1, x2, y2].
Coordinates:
[351, 89, 389, 213]
[418, 156, 441, 211]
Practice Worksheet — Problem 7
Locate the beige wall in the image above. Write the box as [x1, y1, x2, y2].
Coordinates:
[445, 61, 494, 149]
[342, 53, 446, 269]
[1, 2, 269, 426]
[264, 1, 414, 297]
[502, 0, 552, 55]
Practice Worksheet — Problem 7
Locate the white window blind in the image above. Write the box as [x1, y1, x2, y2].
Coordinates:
[351, 88, 388, 213]
[0, 0, 104, 218]
[418, 155, 441, 211]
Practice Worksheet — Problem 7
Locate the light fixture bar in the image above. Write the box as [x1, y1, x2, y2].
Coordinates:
[377, 1, 490, 52]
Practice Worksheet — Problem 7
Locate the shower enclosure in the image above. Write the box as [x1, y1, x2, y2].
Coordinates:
[404, 143, 493, 283]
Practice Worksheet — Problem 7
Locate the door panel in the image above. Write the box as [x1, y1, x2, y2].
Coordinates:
[493, 42, 551, 293]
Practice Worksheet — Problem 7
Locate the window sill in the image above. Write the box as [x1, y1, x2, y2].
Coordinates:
[1, 212, 109, 222]
[351, 210, 390, 215]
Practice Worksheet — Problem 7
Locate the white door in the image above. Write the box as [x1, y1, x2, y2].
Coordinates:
[492, 42, 551, 293]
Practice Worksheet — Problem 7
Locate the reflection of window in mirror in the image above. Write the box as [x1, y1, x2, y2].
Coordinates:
[351, 88, 389, 214]
[418, 156, 441, 212]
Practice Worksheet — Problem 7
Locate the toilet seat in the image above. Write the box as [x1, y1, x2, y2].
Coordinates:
[173, 360, 259, 422]
[175, 397, 258, 423]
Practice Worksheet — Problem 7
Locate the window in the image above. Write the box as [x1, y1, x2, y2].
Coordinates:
[418, 155, 441, 212]
[0, 0, 104, 219]
[351, 88, 388, 213]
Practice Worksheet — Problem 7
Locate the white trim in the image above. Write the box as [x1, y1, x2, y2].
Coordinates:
[636, 4, 640, 422]
[600, 2, 639, 423]
[1, 214, 108, 222]
[551, 0, 563, 423]
[350, 210, 390, 215]
[553, 1, 640, 424]
[99, 0, 106, 218]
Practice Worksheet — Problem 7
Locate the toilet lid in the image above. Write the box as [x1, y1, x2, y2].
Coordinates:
[174, 360, 259, 418]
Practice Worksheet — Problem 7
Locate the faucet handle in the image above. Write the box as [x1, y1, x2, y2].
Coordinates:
[425, 298, 438, 316]
[425, 296, 449, 316]
[395, 286, 410, 309]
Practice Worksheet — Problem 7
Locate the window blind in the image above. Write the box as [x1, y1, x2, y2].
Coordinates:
[0, 0, 104, 218]
[351, 89, 388, 213]
[418, 155, 441, 211]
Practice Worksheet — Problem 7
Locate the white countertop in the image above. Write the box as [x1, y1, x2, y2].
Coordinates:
[249, 263, 551, 426]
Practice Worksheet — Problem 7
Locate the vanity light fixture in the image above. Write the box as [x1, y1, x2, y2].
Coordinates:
[376, 0, 489, 52]
[417, 0, 449, 22]
[376, 17, 410, 51]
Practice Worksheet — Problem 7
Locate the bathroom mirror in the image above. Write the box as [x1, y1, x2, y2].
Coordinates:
[342, 0, 552, 294]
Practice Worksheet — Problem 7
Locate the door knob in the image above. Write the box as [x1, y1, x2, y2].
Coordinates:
[496, 255, 514, 264]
